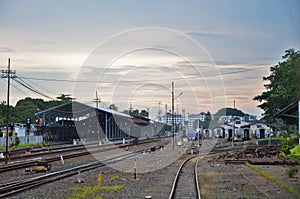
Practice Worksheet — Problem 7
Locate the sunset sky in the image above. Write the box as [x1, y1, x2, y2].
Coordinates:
[0, 0, 299, 119]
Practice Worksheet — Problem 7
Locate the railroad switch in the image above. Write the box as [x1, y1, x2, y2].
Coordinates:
[25, 160, 51, 173]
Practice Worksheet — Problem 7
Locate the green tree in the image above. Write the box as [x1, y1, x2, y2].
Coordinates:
[122, 110, 130, 115]
[253, 49, 300, 123]
[131, 109, 139, 116]
[109, 104, 118, 111]
[0, 101, 7, 126]
[1, 95, 72, 126]
[11, 97, 40, 123]
[203, 111, 212, 129]
[214, 107, 245, 119]
[140, 110, 149, 117]
[123, 108, 149, 117]
[56, 94, 73, 102]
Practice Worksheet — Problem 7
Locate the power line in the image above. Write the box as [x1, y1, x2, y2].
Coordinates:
[10, 81, 30, 96]
[13, 78, 53, 99]
[16, 65, 269, 84]
[1, 65, 269, 103]
[19, 74, 51, 94]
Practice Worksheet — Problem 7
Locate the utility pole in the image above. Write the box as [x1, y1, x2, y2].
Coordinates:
[93, 91, 101, 109]
[233, 99, 236, 110]
[93, 91, 101, 145]
[157, 102, 162, 121]
[171, 81, 183, 150]
[1, 58, 16, 164]
[165, 104, 167, 115]
[172, 82, 175, 150]
[129, 103, 132, 114]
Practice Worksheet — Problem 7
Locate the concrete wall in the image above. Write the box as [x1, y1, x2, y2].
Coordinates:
[0, 135, 43, 146]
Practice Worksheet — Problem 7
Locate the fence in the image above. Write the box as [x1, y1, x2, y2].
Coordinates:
[0, 136, 43, 147]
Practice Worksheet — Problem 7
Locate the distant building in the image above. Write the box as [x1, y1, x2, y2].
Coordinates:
[188, 112, 206, 131]
[244, 114, 257, 122]
[163, 112, 182, 125]
[218, 114, 257, 123]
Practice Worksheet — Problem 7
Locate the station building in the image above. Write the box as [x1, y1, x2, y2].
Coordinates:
[35, 101, 168, 143]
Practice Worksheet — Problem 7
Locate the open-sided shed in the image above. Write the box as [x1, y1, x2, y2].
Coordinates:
[275, 100, 300, 145]
[35, 101, 133, 142]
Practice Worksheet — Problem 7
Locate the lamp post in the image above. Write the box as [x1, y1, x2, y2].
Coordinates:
[171, 81, 183, 150]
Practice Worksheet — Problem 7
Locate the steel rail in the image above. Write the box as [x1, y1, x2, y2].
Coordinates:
[0, 148, 143, 198]
[168, 155, 200, 199]
[0, 138, 165, 173]
[194, 158, 201, 199]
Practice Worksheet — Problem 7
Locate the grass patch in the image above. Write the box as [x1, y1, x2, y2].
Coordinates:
[69, 185, 123, 199]
[18, 143, 43, 147]
[109, 175, 119, 183]
[246, 162, 300, 198]
[0, 143, 43, 151]
[285, 167, 299, 178]
[257, 137, 284, 141]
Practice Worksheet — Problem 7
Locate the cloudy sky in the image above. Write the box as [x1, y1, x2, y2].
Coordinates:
[0, 0, 299, 119]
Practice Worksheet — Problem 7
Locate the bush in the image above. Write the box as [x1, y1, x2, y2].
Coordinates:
[285, 167, 299, 178]
[290, 145, 300, 156]
[281, 138, 294, 155]
[14, 136, 20, 146]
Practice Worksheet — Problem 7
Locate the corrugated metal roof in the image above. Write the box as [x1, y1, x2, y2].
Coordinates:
[274, 100, 299, 119]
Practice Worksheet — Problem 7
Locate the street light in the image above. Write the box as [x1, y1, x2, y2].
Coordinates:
[171, 81, 183, 150]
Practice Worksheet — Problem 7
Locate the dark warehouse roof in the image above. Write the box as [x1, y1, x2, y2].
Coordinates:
[35, 101, 132, 122]
[275, 100, 299, 119]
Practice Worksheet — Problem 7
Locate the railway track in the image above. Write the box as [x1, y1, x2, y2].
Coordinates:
[0, 138, 167, 173]
[1, 144, 90, 163]
[167, 146, 237, 199]
[0, 148, 144, 198]
[168, 155, 201, 199]
[0, 138, 160, 163]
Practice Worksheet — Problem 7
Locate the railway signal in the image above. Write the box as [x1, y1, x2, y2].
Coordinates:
[26, 117, 31, 143]
[9, 122, 14, 137]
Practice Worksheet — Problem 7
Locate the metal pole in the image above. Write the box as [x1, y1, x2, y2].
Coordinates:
[172, 81, 174, 150]
[232, 99, 235, 148]
[232, 119, 235, 147]
[94, 91, 101, 145]
[105, 114, 108, 140]
[5, 58, 10, 164]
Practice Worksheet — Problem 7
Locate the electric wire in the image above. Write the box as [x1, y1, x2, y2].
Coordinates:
[13, 78, 53, 99]
[16, 75, 48, 95]
[1, 65, 270, 107]
[16, 65, 269, 84]
[18, 74, 51, 94]
[10, 81, 29, 96]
